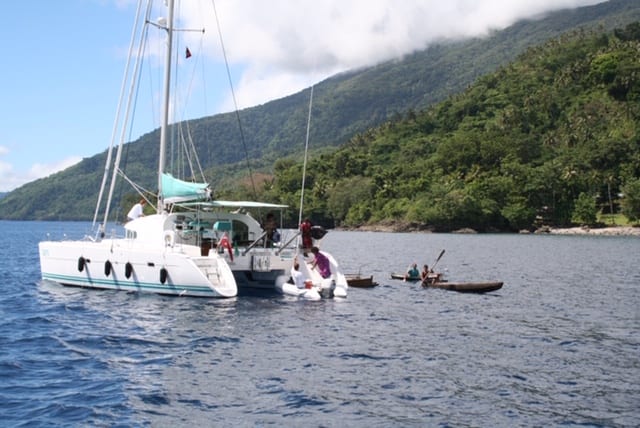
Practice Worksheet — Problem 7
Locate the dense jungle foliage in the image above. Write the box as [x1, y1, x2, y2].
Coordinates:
[1, 0, 639, 222]
[259, 23, 640, 231]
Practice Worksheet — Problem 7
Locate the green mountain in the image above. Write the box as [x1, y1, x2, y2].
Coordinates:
[269, 22, 640, 231]
[1, 0, 639, 221]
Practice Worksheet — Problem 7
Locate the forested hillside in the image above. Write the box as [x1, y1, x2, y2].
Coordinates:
[1, 0, 639, 220]
[265, 23, 640, 231]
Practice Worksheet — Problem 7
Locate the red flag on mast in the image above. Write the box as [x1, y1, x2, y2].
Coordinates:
[185, 47, 192, 59]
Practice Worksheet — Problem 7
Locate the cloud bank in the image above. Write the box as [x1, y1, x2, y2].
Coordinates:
[182, 0, 605, 111]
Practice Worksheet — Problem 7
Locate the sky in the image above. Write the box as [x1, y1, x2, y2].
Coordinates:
[0, 0, 606, 193]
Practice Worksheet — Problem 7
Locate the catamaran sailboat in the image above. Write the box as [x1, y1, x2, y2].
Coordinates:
[38, 0, 347, 299]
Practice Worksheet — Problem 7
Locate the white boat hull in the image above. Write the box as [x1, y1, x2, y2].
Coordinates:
[224, 248, 297, 290]
[39, 237, 237, 298]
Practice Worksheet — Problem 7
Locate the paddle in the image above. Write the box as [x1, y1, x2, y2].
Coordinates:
[431, 249, 445, 271]
[424, 249, 445, 286]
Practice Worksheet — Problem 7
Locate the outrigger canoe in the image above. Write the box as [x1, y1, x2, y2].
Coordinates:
[391, 273, 502, 293]
[423, 280, 503, 293]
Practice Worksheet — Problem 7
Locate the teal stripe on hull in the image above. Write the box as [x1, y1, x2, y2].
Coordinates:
[42, 273, 218, 297]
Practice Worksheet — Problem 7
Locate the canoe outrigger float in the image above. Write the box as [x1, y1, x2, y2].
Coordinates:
[423, 280, 503, 293]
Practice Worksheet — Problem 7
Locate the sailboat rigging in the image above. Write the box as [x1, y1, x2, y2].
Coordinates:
[39, 0, 237, 297]
[38, 0, 348, 299]
[275, 85, 349, 300]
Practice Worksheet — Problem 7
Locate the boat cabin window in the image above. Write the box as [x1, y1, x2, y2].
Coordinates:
[173, 215, 193, 231]
[232, 220, 250, 245]
[126, 230, 137, 239]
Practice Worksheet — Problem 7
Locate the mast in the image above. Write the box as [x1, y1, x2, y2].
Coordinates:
[96, 0, 147, 237]
[157, 0, 175, 213]
[298, 85, 314, 228]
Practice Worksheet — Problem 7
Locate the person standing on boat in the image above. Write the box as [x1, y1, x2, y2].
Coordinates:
[127, 199, 146, 221]
[310, 246, 331, 279]
[300, 218, 313, 250]
[404, 263, 419, 281]
[263, 212, 277, 246]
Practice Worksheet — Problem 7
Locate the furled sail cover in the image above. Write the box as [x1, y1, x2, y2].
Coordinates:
[162, 173, 210, 203]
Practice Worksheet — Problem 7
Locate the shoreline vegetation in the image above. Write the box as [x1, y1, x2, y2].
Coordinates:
[537, 226, 640, 236]
[345, 221, 640, 236]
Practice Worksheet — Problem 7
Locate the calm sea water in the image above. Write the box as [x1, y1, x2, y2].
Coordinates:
[0, 220, 638, 427]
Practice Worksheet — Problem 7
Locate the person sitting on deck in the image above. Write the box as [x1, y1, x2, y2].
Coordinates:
[127, 199, 146, 220]
[404, 263, 419, 281]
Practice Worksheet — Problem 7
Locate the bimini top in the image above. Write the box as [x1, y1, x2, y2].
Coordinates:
[180, 200, 289, 209]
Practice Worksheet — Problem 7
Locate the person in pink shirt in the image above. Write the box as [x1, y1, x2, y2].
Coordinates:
[310, 246, 331, 278]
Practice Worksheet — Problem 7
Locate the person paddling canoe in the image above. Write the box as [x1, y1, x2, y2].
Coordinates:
[422, 264, 445, 285]
[421, 264, 431, 282]
[422, 250, 446, 285]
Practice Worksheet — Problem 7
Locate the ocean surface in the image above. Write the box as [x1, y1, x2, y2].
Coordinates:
[1, 220, 638, 427]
